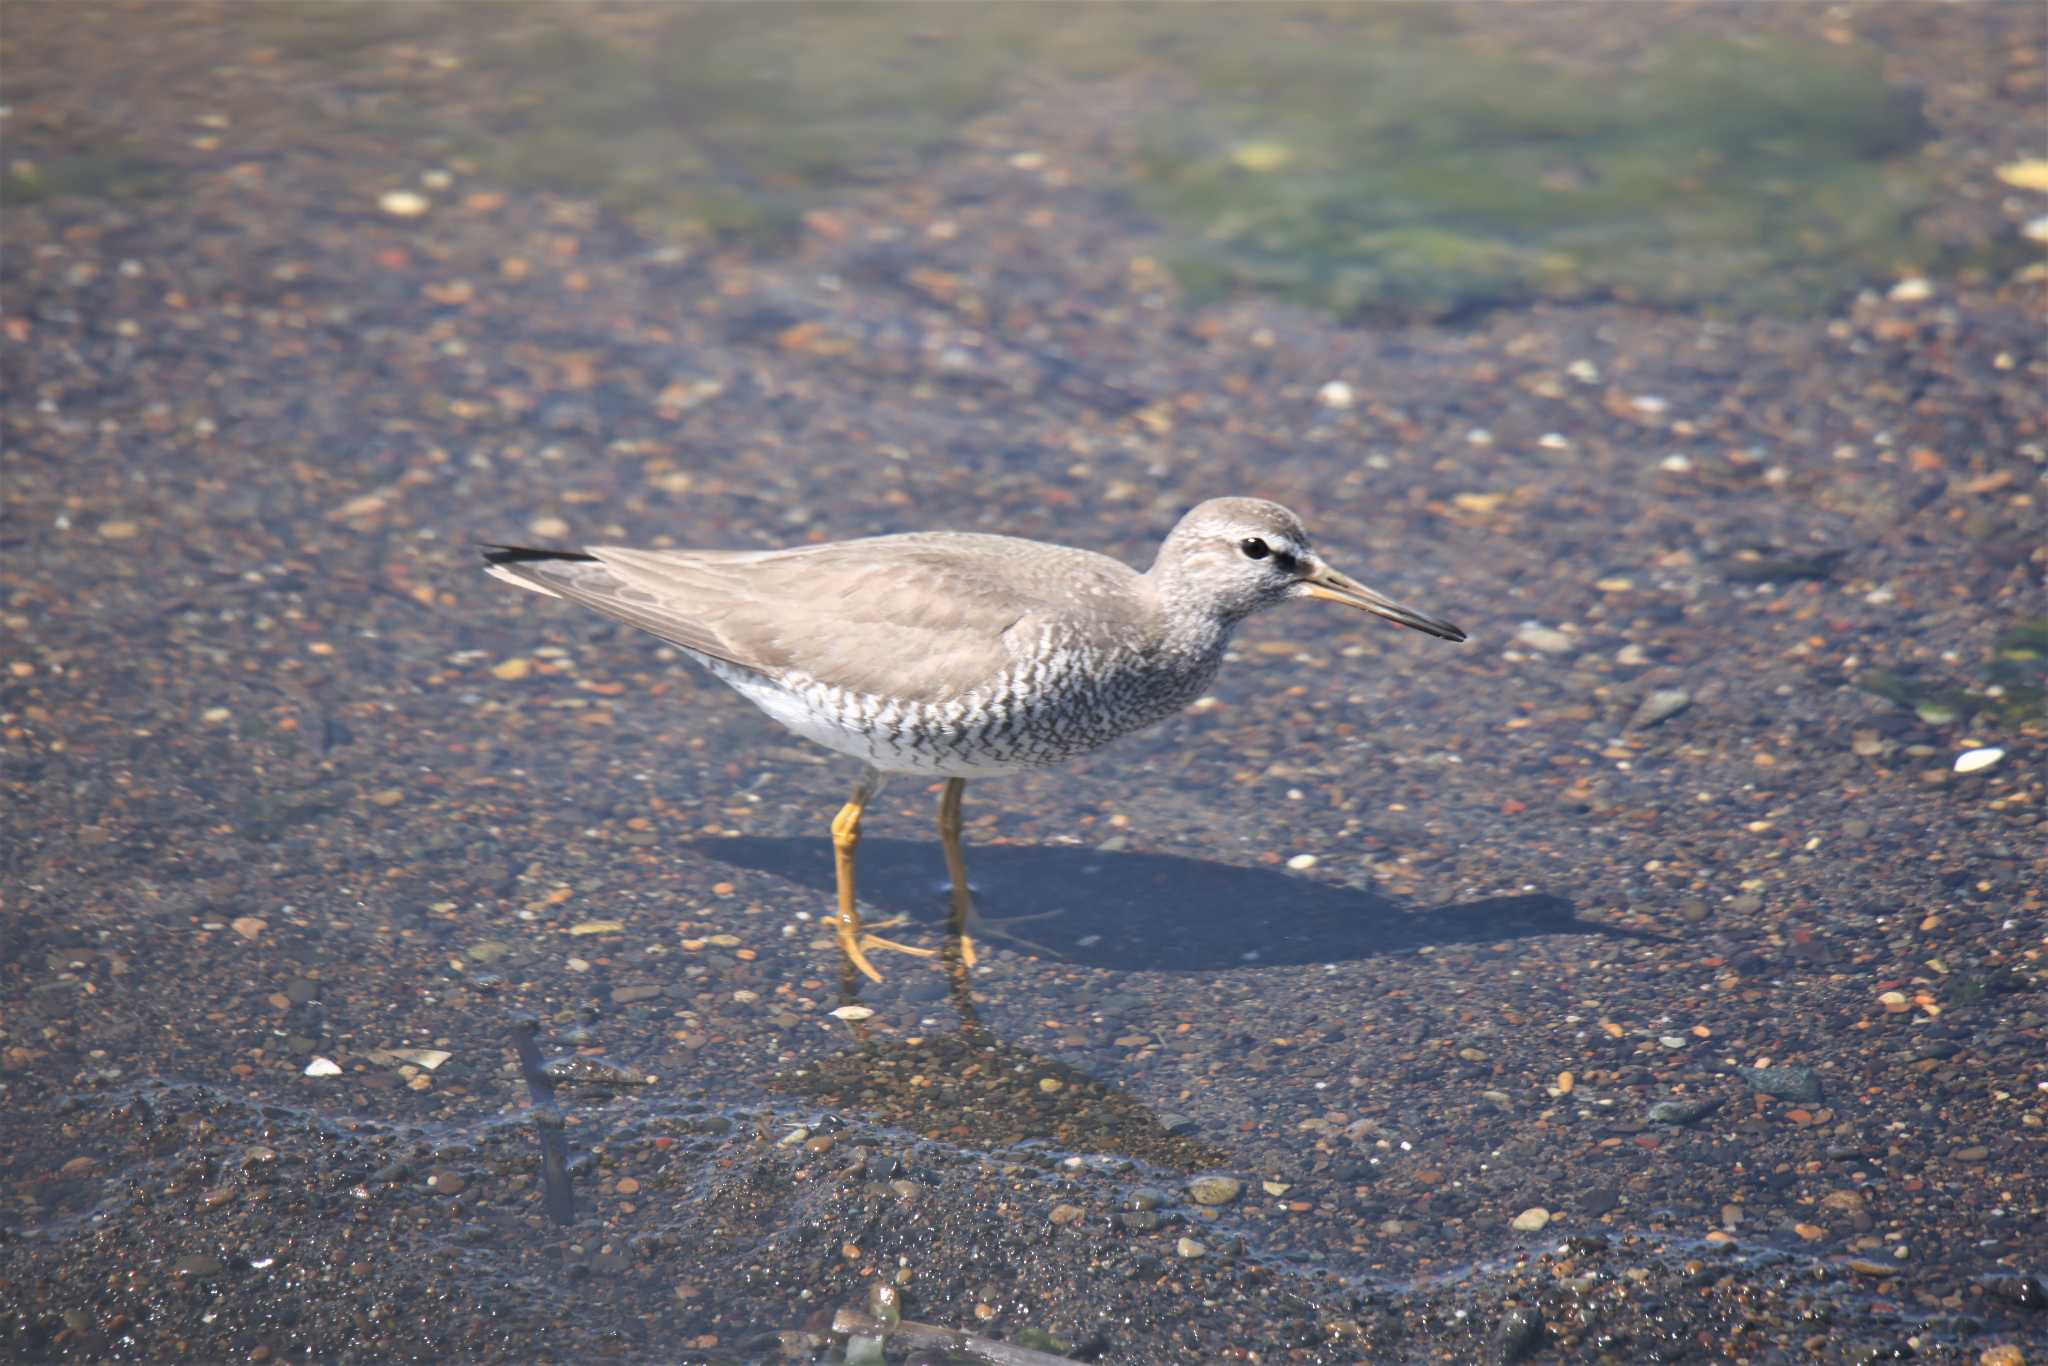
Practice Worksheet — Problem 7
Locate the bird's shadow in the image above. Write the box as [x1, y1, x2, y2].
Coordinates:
[693, 837, 1651, 972]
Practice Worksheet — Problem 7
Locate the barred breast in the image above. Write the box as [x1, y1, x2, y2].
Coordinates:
[705, 622, 1222, 777]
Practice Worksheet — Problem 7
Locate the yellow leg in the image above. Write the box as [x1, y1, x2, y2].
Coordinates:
[831, 772, 936, 983]
[937, 778, 978, 969]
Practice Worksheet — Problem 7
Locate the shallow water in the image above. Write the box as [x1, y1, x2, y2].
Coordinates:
[4, 3, 2043, 1362]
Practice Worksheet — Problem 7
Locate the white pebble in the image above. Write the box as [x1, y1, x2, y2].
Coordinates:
[1286, 853, 1318, 871]
[303, 1057, 342, 1077]
[830, 1005, 875, 1021]
[1316, 380, 1355, 410]
[1511, 1207, 1551, 1232]
[1888, 277, 1933, 302]
[1953, 747, 2004, 775]
[378, 190, 429, 218]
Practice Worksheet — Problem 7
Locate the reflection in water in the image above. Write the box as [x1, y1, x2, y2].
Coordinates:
[770, 971, 1228, 1170]
[508, 1015, 576, 1226]
[701, 836, 1645, 971]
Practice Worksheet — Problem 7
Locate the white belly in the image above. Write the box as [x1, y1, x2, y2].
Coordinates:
[707, 660, 1044, 777]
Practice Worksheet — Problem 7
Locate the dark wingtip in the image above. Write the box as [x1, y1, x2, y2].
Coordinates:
[480, 543, 598, 567]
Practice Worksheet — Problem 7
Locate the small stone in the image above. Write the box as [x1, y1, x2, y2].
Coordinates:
[1176, 1237, 1207, 1258]
[528, 515, 570, 540]
[1048, 1203, 1085, 1226]
[490, 658, 532, 681]
[567, 920, 625, 936]
[1511, 1207, 1551, 1232]
[1285, 853, 1317, 871]
[1888, 277, 1933, 302]
[1515, 624, 1576, 655]
[59, 1155, 97, 1177]
[1629, 688, 1692, 730]
[1648, 1096, 1724, 1126]
[368, 788, 404, 807]
[1996, 158, 2048, 190]
[1316, 380, 1354, 410]
[303, 1057, 341, 1077]
[611, 985, 664, 1004]
[1954, 747, 2004, 774]
[1978, 1346, 2025, 1366]
[202, 707, 233, 724]
[1795, 1223, 1825, 1242]
[466, 940, 512, 963]
[1498, 1306, 1545, 1362]
[1038, 1077, 1062, 1094]
[1188, 1176, 1242, 1206]
[1952, 1145, 1990, 1163]
[540, 1056, 651, 1087]
[230, 916, 267, 941]
[97, 520, 140, 540]
[829, 1005, 874, 1021]
[172, 1254, 226, 1278]
[379, 189, 429, 217]
[427, 1170, 465, 1195]
[1745, 1066, 1822, 1103]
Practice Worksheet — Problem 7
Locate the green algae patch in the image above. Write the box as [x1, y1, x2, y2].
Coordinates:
[1131, 21, 1955, 322]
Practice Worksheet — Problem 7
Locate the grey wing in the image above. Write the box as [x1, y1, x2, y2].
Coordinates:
[484, 550, 761, 673]
[484, 539, 1065, 701]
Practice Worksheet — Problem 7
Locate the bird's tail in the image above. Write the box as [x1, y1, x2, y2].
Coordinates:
[480, 544, 596, 598]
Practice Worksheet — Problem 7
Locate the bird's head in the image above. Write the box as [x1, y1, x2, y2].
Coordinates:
[1151, 497, 1466, 641]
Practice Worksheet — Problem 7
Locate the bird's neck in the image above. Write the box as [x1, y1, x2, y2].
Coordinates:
[1147, 572, 1239, 667]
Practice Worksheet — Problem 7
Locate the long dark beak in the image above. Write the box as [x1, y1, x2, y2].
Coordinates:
[1300, 562, 1467, 642]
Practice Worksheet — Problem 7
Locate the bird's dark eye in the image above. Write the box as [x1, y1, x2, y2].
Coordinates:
[1239, 537, 1270, 560]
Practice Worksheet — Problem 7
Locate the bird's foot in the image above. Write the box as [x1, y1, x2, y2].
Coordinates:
[837, 924, 938, 983]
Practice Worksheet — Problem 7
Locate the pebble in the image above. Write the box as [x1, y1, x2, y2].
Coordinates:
[539, 1056, 651, 1087]
[59, 1155, 97, 1177]
[528, 515, 570, 539]
[490, 658, 532, 681]
[1285, 853, 1317, 870]
[1978, 1347, 2025, 1366]
[230, 916, 267, 941]
[1187, 1176, 1242, 1206]
[1510, 1207, 1551, 1232]
[1887, 277, 1933, 302]
[1315, 380, 1354, 409]
[1648, 1096, 1724, 1126]
[379, 189, 430, 217]
[1176, 1237, 1207, 1259]
[1048, 1203, 1085, 1226]
[1744, 1066, 1822, 1103]
[427, 1170, 465, 1195]
[1629, 688, 1692, 730]
[1498, 1306, 1545, 1361]
[97, 520, 140, 540]
[830, 1005, 875, 1021]
[1515, 624, 1576, 655]
[1953, 747, 2004, 774]
[303, 1057, 342, 1077]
